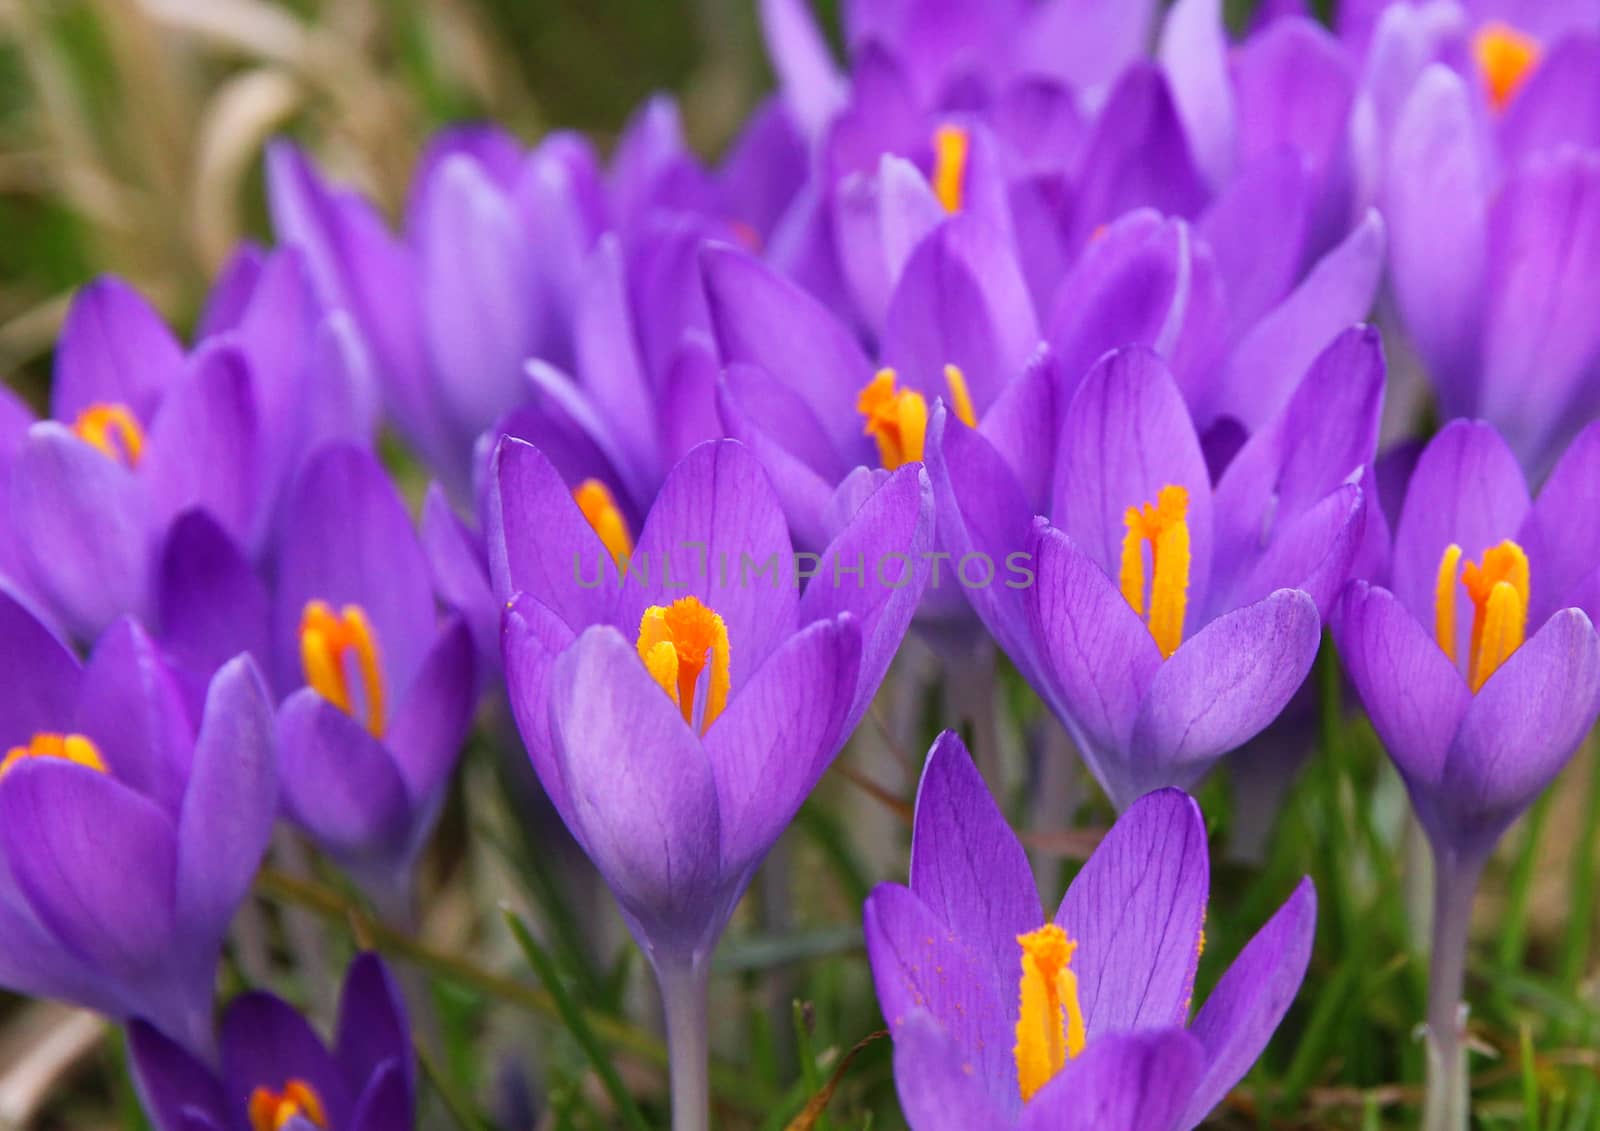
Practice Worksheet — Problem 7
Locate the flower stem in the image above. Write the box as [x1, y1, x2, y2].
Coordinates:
[657, 957, 711, 1131]
[1423, 844, 1485, 1131]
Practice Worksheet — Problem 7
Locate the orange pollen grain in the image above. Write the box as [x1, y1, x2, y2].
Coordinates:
[1118, 484, 1192, 659]
[1475, 22, 1541, 110]
[248, 1079, 328, 1131]
[636, 596, 731, 733]
[71, 403, 145, 467]
[573, 479, 635, 568]
[0, 732, 108, 780]
[299, 600, 387, 736]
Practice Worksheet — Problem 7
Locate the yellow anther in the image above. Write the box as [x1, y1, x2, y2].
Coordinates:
[573, 479, 634, 568]
[636, 596, 730, 733]
[1014, 924, 1087, 1102]
[249, 1079, 328, 1131]
[1118, 485, 1192, 659]
[71, 403, 144, 467]
[932, 124, 970, 213]
[857, 369, 929, 470]
[943, 364, 978, 428]
[1434, 540, 1530, 692]
[0, 732, 108, 780]
[1475, 22, 1540, 110]
[299, 600, 387, 737]
[1434, 543, 1463, 664]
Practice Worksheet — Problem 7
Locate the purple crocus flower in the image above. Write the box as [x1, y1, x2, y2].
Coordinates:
[494, 437, 932, 1130]
[866, 732, 1316, 1131]
[128, 952, 413, 1131]
[928, 331, 1383, 808]
[5, 263, 373, 649]
[273, 444, 476, 923]
[1333, 419, 1600, 1131]
[268, 103, 804, 500]
[1364, 5, 1600, 475]
[0, 588, 275, 1055]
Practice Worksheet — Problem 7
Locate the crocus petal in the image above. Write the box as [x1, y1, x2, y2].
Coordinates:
[1128, 590, 1321, 795]
[889, 1011, 1011, 1131]
[1500, 34, 1600, 169]
[707, 616, 861, 874]
[1046, 212, 1189, 394]
[977, 347, 1061, 514]
[1391, 420, 1529, 634]
[799, 462, 933, 727]
[657, 335, 723, 467]
[1211, 325, 1384, 594]
[502, 592, 579, 827]
[1160, 0, 1236, 191]
[1332, 582, 1470, 791]
[488, 436, 621, 625]
[880, 215, 1039, 411]
[1069, 64, 1207, 247]
[1218, 483, 1366, 619]
[1522, 421, 1600, 623]
[909, 731, 1043, 991]
[0, 761, 177, 1000]
[1014, 0, 1157, 90]
[1206, 210, 1385, 431]
[386, 619, 476, 813]
[156, 510, 272, 684]
[53, 277, 184, 424]
[1053, 347, 1213, 605]
[336, 953, 414, 1103]
[1020, 1028, 1205, 1131]
[275, 444, 436, 698]
[1197, 152, 1311, 337]
[0, 585, 81, 744]
[276, 689, 414, 866]
[1025, 523, 1163, 798]
[1479, 150, 1600, 472]
[221, 993, 352, 1129]
[1385, 65, 1488, 417]
[420, 484, 498, 665]
[348, 1062, 414, 1131]
[11, 422, 152, 641]
[623, 440, 799, 682]
[702, 244, 871, 460]
[1232, 17, 1355, 185]
[128, 1021, 227, 1131]
[924, 406, 1042, 679]
[1054, 788, 1208, 1037]
[760, 0, 845, 138]
[717, 362, 852, 550]
[1181, 877, 1316, 1126]
[573, 237, 662, 479]
[175, 656, 276, 945]
[1443, 609, 1600, 845]
[547, 626, 724, 956]
[73, 618, 194, 817]
[863, 883, 1018, 1116]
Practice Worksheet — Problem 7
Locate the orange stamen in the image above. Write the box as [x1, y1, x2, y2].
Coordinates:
[573, 479, 634, 568]
[1118, 485, 1192, 659]
[932, 124, 971, 213]
[636, 596, 730, 733]
[1014, 924, 1087, 1102]
[0, 732, 108, 780]
[71, 403, 144, 467]
[299, 600, 386, 736]
[248, 1080, 328, 1131]
[1475, 22, 1541, 110]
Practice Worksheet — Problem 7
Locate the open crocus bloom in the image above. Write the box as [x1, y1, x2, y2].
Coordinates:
[1335, 419, 1600, 856]
[0, 589, 275, 1055]
[129, 953, 414, 1131]
[493, 437, 932, 964]
[273, 445, 476, 919]
[928, 332, 1382, 807]
[866, 733, 1315, 1131]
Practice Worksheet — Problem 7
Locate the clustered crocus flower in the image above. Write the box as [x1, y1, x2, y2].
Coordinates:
[3, 1, 1600, 1129]
[866, 732, 1315, 1131]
